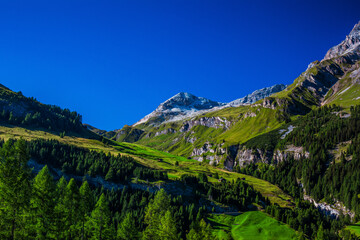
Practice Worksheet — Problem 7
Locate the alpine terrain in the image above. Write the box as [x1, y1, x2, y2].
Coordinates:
[1, 19, 360, 240]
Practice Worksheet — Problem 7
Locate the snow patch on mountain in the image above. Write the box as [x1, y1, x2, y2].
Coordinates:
[133, 92, 225, 126]
[133, 84, 287, 126]
[227, 84, 287, 107]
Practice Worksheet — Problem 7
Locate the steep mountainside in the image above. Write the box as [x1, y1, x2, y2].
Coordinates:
[266, 21, 360, 113]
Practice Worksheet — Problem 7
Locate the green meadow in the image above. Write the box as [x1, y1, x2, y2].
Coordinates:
[208, 211, 300, 240]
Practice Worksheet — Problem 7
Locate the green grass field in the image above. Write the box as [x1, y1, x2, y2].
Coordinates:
[209, 211, 299, 240]
[345, 222, 360, 237]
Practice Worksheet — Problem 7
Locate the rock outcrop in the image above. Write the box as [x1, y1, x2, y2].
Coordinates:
[304, 194, 355, 219]
[324, 21, 360, 61]
[228, 84, 287, 106]
[180, 117, 232, 132]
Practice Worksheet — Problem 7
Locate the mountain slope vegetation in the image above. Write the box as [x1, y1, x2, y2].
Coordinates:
[1, 20, 360, 240]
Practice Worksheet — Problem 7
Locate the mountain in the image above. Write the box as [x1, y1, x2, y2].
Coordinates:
[228, 84, 287, 107]
[2, 21, 360, 240]
[83, 124, 118, 139]
[115, 21, 360, 167]
[133, 92, 226, 127]
[324, 21, 360, 60]
[0, 84, 97, 138]
[264, 21, 360, 113]
[133, 85, 287, 128]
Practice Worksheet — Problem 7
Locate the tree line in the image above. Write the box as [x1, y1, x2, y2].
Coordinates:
[28, 139, 168, 182]
[0, 138, 217, 239]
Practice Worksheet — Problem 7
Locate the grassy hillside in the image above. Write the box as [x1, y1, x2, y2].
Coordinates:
[0, 124, 293, 208]
[208, 211, 299, 240]
[135, 105, 285, 159]
[345, 222, 360, 237]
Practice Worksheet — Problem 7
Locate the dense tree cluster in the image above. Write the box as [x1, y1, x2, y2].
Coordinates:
[180, 173, 267, 211]
[0, 139, 215, 239]
[0, 89, 85, 133]
[0, 107, 83, 134]
[238, 105, 360, 239]
[28, 139, 168, 182]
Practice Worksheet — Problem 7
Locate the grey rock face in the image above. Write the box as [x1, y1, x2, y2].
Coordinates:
[304, 194, 355, 219]
[228, 84, 287, 106]
[154, 128, 176, 137]
[180, 117, 232, 132]
[133, 92, 225, 126]
[191, 142, 216, 157]
[0, 99, 28, 117]
[324, 21, 360, 60]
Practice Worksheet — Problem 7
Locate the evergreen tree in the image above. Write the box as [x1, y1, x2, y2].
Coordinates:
[53, 177, 67, 239]
[79, 180, 94, 240]
[30, 165, 56, 239]
[0, 139, 31, 239]
[159, 210, 179, 240]
[117, 212, 140, 240]
[88, 193, 112, 240]
[186, 219, 214, 240]
[64, 178, 81, 239]
[143, 189, 177, 240]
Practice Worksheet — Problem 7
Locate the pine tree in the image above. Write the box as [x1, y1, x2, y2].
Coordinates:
[88, 193, 112, 240]
[79, 181, 94, 240]
[64, 178, 81, 239]
[117, 212, 140, 240]
[30, 165, 56, 239]
[159, 210, 179, 240]
[105, 167, 115, 181]
[53, 177, 67, 239]
[186, 219, 214, 240]
[0, 139, 31, 239]
[143, 189, 175, 240]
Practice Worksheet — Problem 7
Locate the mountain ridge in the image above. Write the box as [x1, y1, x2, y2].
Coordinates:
[133, 92, 225, 127]
[133, 84, 287, 128]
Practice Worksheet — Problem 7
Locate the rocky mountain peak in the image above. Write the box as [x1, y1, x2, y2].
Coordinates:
[349, 21, 360, 37]
[133, 92, 225, 126]
[323, 20, 360, 60]
[228, 84, 287, 107]
[158, 92, 225, 112]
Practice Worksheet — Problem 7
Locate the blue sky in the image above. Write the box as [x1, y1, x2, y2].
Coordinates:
[0, 0, 359, 130]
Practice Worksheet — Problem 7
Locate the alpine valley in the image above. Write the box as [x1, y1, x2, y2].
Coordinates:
[1, 21, 360, 240]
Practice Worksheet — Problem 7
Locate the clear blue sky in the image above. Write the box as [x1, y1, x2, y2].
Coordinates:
[0, 0, 359, 130]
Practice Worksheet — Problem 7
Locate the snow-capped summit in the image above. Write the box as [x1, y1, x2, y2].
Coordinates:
[133, 84, 288, 127]
[133, 92, 225, 126]
[324, 21, 360, 60]
[228, 84, 287, 107]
